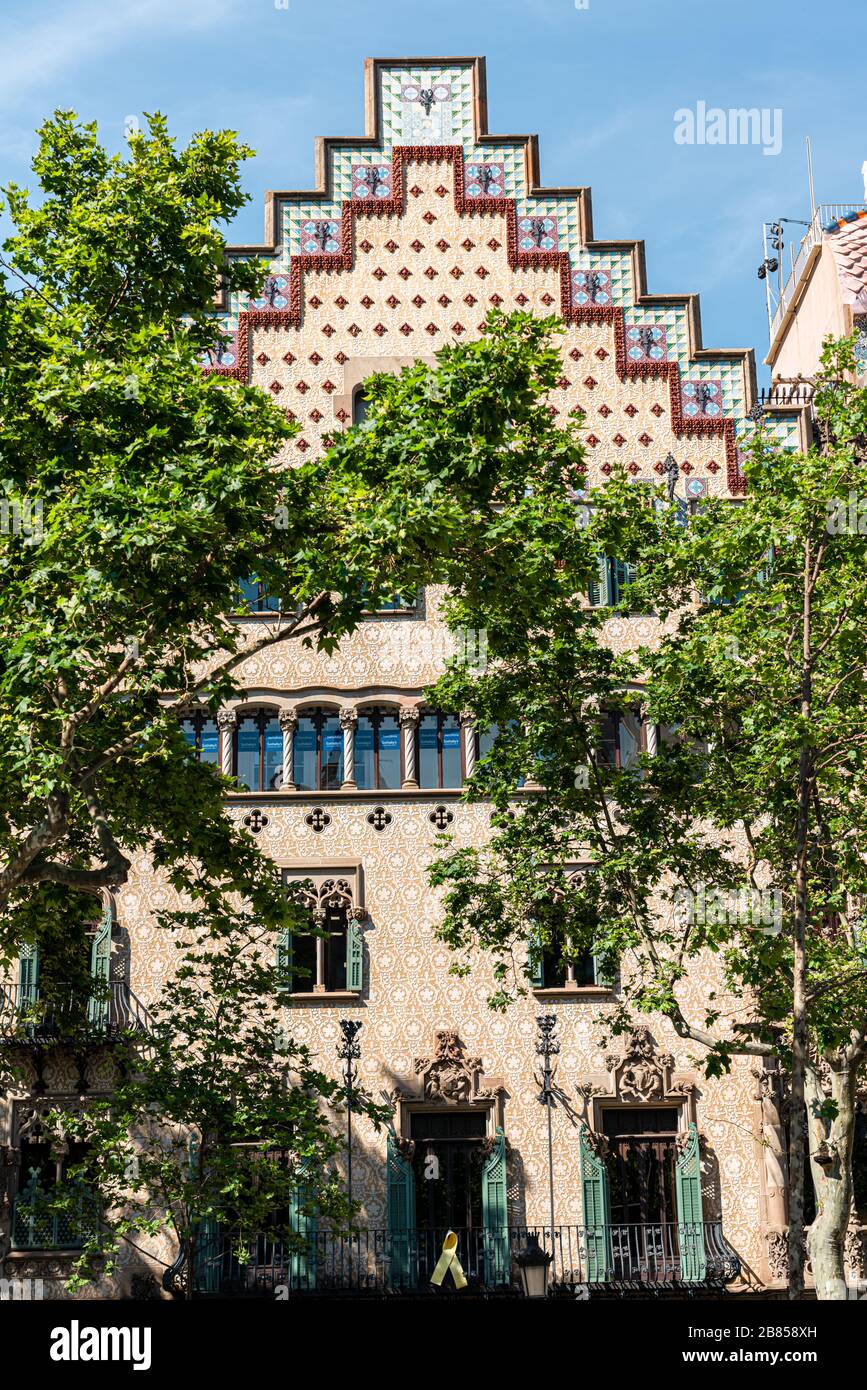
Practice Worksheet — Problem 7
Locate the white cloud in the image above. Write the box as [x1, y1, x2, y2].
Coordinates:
[0, 0, 235, 113]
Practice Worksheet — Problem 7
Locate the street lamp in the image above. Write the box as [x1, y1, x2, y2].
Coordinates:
[535, 1013, 560, 1256]
[337, 1019, 362, 1207]
[515, 1233, 553, 1299]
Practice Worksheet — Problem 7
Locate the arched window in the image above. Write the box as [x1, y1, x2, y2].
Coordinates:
[234, 710, 283, 791]
[352, 389, 369, 425]
[292, 708, 344, 791]
[417, 711, 462, 789]
[354, 707, 401, 790]
[180, 712, 219, 766]
[475, 723, 526, 788]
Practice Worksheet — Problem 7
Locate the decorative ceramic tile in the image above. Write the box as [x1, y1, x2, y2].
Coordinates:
[249, 274, 292, 311]
[464, 162, 506, 198]
[625, 323, 668, 363]
[300, 219, 342, 255]
[682, 380, 723, 419]
[517, 214, 559, 252]
[572, 266, 612, 306]
[379, 64, 475, 147]
[351, 163, 393, 201]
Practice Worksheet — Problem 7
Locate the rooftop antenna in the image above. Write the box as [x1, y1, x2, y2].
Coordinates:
[806, 136, 816, 221]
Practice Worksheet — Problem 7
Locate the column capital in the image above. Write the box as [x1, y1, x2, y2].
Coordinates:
[340, 705, 359, 730]
[279, 708, 299, 733]
[216, 707, 237, 731]
[399, 706, 421, 728]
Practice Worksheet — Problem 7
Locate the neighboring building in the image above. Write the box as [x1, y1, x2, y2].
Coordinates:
[3, 56, 836, 1300]
[765, 199, 867, 389]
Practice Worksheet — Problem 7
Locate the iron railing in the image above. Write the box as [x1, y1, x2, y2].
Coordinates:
[177, 1221, 740, 1297]
[0, 980, 156, 1042]
[770, 203, 866, 342]
[10, 1188, 99, 1250]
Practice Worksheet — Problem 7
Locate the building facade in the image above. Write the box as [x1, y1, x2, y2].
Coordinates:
[3, 56, 834, 1300]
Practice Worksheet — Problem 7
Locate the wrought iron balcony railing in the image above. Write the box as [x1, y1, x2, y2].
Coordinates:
[0, 980, 156, 1043]
[171, 1221, 740, 1297]
[10, 1187, 100, 1251]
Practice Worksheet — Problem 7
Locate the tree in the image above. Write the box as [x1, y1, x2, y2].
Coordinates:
[0, 105, 582, 965]
[427, 336, 867, 1299]
[23, 902, 387, 1295]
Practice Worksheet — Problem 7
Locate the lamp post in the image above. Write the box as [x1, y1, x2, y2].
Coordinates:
[535, 1013, 560, 1258]
[515, 1232, 554, 1299]
[337, 1020, 362, 1207]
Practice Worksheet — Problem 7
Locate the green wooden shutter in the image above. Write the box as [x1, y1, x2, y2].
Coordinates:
[579, 1123, 612, 1282]
[591, 952, 617, 989]
[87, 905, 112, 1029]
[527, 930, 544, 989]
[481, 1127, 510, 1287]
[345, 917, 363, 993]
[18, 941, 39, 1009]
[276, 929, 292, 994]
[588, 555, 610, 608]
[386, 1132, 416, 1289]
[288, 1185, 318, 1290]
[611, 560, 638, 606]
[675, 1121, 706, 1282]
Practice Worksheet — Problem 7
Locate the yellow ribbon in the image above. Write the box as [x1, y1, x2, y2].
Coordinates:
[429, 1230, 467, 1290]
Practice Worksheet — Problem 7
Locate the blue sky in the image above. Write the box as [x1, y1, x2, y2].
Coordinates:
[2, 0, 864, 381]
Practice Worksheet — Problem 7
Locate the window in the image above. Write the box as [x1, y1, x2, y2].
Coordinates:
[355, 708, 402, 790]
[352, 389, 369, 425]
[474, 723, 526, 788]
[278, 875, 362, 994]
[588, 558, 638, 608]
[531, 944, 599, 990]
[417, 711, 462, 789]
[360, 582, 415, 613]
[180, 712, 219, 766]
[234, 710, 283, 791]
[11, 1121, 97, 1250]
[599, 710, 643, 769]
[292, 708, 344, 791]
[237, 578, 281, 613]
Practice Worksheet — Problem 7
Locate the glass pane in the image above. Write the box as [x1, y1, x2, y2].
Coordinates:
[293, 719, 318, 791]
[199, 719, 219, 765]
[320, 717, 344, 791]
[181, 719, 197, 749]
[263, 719, 283, 790]
[325, 928, 348, 992]
[291, 934, 317, 993]
[619, 713, 641, 769]
[418, 714, 439, 788]
[354, 716, 375, 790]
[478, 724, 497, 760]
[377, 715, 401, 789]
[442, 714, 462, 788]
[353, 391, 368, 424]
[236, 719, 260, 790]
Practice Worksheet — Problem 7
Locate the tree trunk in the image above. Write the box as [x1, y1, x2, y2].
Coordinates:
[787, 540, 814, 1299]
[805, 1056, 857, 1299]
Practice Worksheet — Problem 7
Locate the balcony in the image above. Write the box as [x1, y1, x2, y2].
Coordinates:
[10, 1186, 99, 1251]
[174, 1222, 741, 1298]
[768, 202, 867, 349]
[0, 980, 156, 1044]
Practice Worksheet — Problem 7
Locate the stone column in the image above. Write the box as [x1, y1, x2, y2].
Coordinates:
[400, 707, 420, 789]
[461, 712, 477, 780]
[753, 1064, 790, 1282]
[217, 709, 237, 777]
[644, 711, 659, 758]
[279, 709, 298, 790]
[340, 706, 358, 789]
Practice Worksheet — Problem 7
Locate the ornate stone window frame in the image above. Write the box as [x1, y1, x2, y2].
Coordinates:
[277, 859, 367, 1004]
[577, 1027, 699, 1136]
[388, 1031, 506, 1137]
